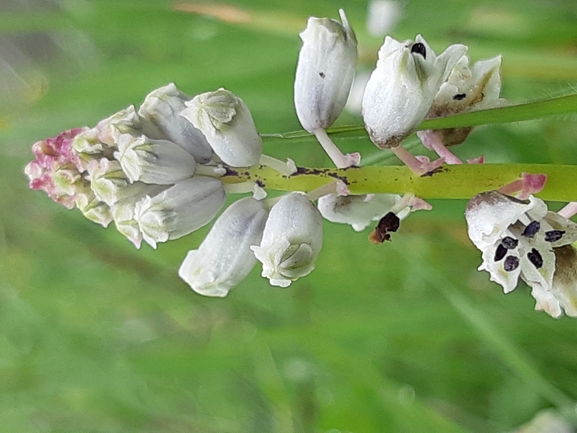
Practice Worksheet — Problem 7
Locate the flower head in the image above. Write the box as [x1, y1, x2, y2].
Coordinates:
[138, 83, 214, 163]
[362, 35, 467, 148]
[180, 88, 263, 167]
[294, 9, 357, 133]
[251, 192, 323, 287]
[465, 191, 577, 318]
[179, 197, 269, 297]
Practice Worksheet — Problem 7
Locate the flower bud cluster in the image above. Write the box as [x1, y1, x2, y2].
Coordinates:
[24, 83, 268, 249]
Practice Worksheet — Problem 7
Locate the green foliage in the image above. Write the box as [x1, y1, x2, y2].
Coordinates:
[2, 0, 577, 431]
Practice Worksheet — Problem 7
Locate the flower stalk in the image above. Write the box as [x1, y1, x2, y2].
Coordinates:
[219, 163, 577, 201]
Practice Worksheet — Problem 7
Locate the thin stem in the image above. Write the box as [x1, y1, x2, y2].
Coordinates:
[195, 164, 226, 177]
[558, 202, 577, 219]
[220, 164, 577, 202]
[223, 180, 256, 194]
[313, 128, 361, 168]
[390, 145, 445, 175]
[259, 154, 296, 176]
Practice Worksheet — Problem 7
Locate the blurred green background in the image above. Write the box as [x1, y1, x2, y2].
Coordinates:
[1, 0, 577, 431]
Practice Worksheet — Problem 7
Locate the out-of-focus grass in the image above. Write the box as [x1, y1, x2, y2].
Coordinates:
[1, 0, 577, 432]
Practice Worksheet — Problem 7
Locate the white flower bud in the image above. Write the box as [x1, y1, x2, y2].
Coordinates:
[251, 193, 323, 287]
[87, 158, 131, 206]
[113, 133, 197, 185]
[294, 9, 357, 133]
[138, 83, 214, 163]
[318, 193, 407, 231]
[134, 176, 226, 248]
[362, 35, 467, 148]
[180, 88, 263, 167]
[74, 188, 113, 228]
[178, 197, 269, 297]
[111, 184, 170, 248]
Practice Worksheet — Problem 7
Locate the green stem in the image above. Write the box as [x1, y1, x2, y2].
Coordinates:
[222, 164, 577, 202]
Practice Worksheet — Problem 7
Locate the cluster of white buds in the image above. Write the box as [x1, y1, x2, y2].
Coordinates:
[294, 10, 504, 175]
[24, 83, 271, 249]
[465, 191, 577, 318]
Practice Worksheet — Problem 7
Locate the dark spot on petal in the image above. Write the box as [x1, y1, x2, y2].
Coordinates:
[527, 248, 543, 269]
[545, 230, 565, 242]
[494, 244, 507, 262]
[319, 72, 325, 78]
[255, 179, 265, 188]
[501, 236, 518, 250]
[522, 221, 540, 238]
[504, 256, 520, 272]
[410, 42, 427, 59]
[453, 93, 466, 101]
[369, 212, 400, 244]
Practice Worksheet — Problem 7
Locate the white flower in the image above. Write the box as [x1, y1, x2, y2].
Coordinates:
[294, 9, 357, 133]
[362, 35, 467, 148]
[180, 88, 263, 167]
[138, 83, 214, 163]
[465, 191, 577, 318]
[134, 176, 226, 248]
[113, 133, 197, 185]
[418, 54, 504, 146]
[251, 192, 323, 287]
[178, 197, 269, 297]
[318, 193, 411, 231]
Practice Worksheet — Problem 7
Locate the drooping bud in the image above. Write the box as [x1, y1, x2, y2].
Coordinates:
[133, 176, 226, 248]
[113, 133, 197, 185]
[318, 193, 409, 232]
[180, 88, 263, 167]
[138, 83, 214, 163]
[251, 192, 323, 287]
[294, 9, 357, 133]
[179, 197, 269, 297]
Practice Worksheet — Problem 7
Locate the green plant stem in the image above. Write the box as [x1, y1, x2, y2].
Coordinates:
[221, 164, 577, 202]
